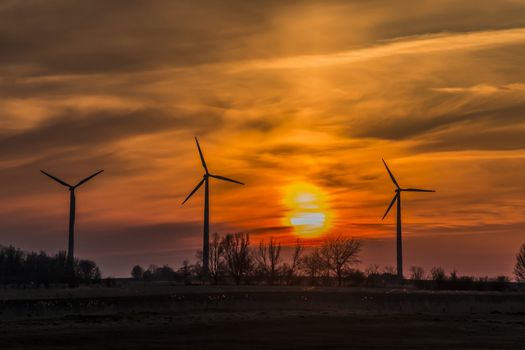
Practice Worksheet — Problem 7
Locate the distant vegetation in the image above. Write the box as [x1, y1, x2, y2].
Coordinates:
[131, 233, 362, 286]
[0, 245, 101, 287]
[516, 242, 525, 282]
[2, 239, 523, 290]
[130, 234, 523, 291]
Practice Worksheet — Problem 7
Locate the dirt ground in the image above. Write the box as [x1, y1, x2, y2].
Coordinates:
[1, 285, 524, 349]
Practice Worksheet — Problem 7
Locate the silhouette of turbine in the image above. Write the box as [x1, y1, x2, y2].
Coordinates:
[41, 169, 103, 283]
[182, 137, 244, 277]
[381, 159, 434, 280]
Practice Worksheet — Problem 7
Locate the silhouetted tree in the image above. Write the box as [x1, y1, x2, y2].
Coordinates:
[0, 246, 101, 287]
[142, 270, 152, 281]
[515, 243, 525, 281]
[155, 265, 177, 281]
[281, 240, 304, 285]
[178, 260, 192, 284]
[365, 264, 380, 277]
[131, 265, 145, 279]
[300, 249, 324, 283]
[143, 264, 158, 281]
[431, 266, 446, 281]
[0, 246, 24, 286]
[207, 232, 226, 284]
[76, 259, 101, 284]
[383, 265, 397, 275]
[221, 232, 253, 285]
[319, 235, 362, 286]
[51, 251, 68, 283]
[255, 238, 282, 284]
[410, 266, 425, 280]
[346, 268, 366, 285]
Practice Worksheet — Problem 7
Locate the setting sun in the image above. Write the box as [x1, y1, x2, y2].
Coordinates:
[283, 182, 333, 237]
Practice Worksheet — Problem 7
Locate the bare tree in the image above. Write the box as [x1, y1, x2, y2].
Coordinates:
[256, 238, 282, 284]
[195, 232, 226, 284]
[209, 232, 225, 284]
[430, 266, 446, 281]
[410, 266, 425, 280]
[179, 260, 191, 284]
[221, 233, 253, 285]
[319, 235, 362, 286]
[365, 264, 380, 277]
[282, 240, 304, 285]
[514, 243, 525, 282]
[300, 248, 324, 282]
[195, 233, 225, 284]
[383, 265, 397, 275]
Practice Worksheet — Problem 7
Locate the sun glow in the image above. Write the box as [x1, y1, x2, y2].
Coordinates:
[283, 182, 332, 237]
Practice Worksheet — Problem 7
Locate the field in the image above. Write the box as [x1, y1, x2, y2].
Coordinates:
[1, 285, 525, 349]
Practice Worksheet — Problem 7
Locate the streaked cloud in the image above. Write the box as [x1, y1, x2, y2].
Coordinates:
[1, 0, 525, 276]
[235, 27, 525, 71]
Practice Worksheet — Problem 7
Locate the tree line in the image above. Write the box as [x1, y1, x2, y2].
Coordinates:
[1, 238, 524, 288]
[0, 245, 101, 287]
[131, 234, 525, 287]
[131, 233, 362, 286]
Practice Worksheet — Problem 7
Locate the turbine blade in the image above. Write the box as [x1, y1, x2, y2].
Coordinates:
[209, 174, 244, 185]
[402, 188, 435, 192]
[75, 170, 104, 188]
[382, 159, 400, 188]
[40, 170, 71, 187]
[195, 137, 208, 174]
[182, 178, 205, 204]
[382, 193, 399, 220]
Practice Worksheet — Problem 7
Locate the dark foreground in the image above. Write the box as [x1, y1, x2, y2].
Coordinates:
[1, 285, 524, 349]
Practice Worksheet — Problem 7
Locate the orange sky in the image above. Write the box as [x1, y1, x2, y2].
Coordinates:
[1, 1, 525, 277]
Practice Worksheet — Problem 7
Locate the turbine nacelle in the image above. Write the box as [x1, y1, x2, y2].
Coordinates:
[181, 137, 244, 205]
[40, 168, 103, 286]
[181, 137, 245, 276]
[380, 158, 435, 279]
[41, 170, 104, 191]
[381, 159, 434, 220]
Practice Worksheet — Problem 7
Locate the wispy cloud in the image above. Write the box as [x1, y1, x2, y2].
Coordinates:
[235, 28, 525, 71]
[431, 83, 525, 95]
[1, 1, 525, 276]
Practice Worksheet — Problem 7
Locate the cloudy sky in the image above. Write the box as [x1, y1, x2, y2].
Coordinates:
[1, 0, 525, 277]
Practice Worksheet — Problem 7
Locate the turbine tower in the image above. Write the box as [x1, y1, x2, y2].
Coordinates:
[41, 169, 103, 283]
[381, 159, 434, 280]
[182, 137, 244, 277]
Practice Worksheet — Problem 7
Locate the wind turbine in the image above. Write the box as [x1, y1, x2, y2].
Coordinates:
[381, 159, 434, 280]
[182, 137, 244, 277]
[41, 169, 103, 282]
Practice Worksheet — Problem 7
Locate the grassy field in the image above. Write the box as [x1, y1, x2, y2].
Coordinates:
[1, 285, 524, 349]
